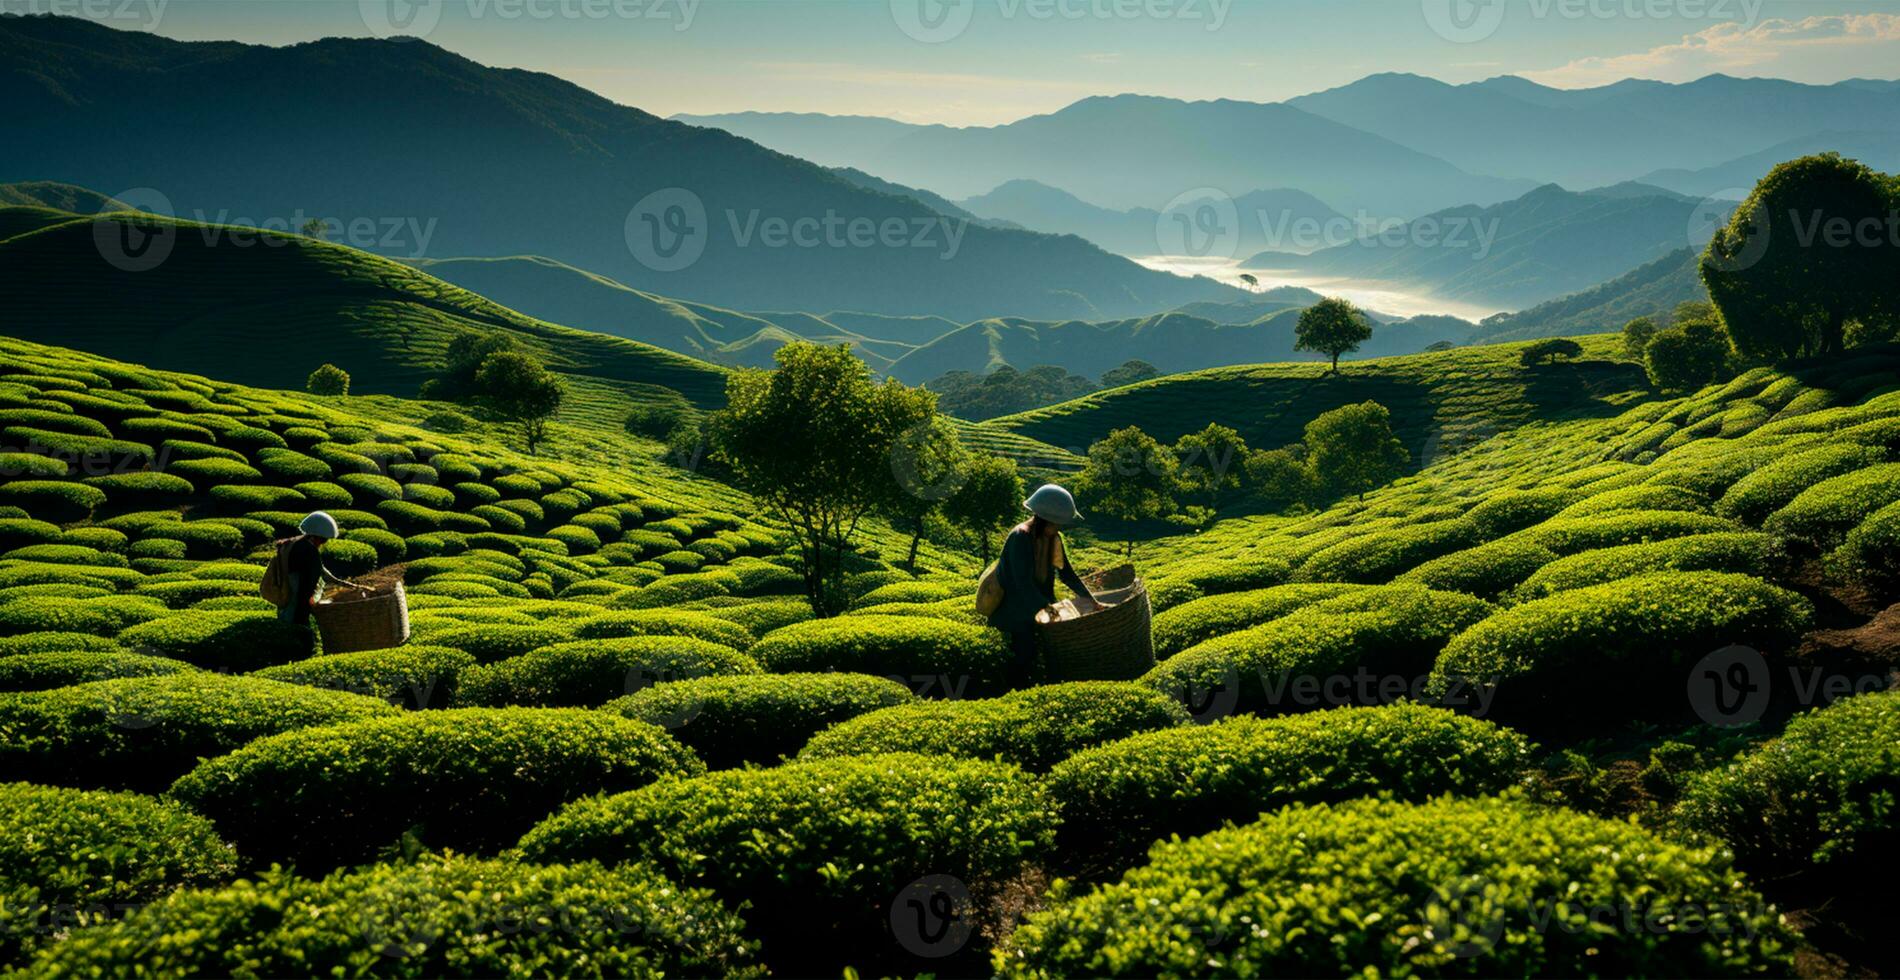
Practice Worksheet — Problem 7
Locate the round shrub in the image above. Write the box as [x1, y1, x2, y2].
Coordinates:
[1463, 488, 1583, 536]
[251, 645, 476, 709]
[80, 471, 194, 506]
[59, 526, 127, 553]
[158, 437, 243, 462]
[1552, 483, 1709, 519]
[606, 672, 914, 769]
[750, 616, 1012, 696]
[1298, 517, 1482, 584]
[171, 707, 703, 870]
[1830, 499, 1900, 593]
[1528, 509, 1741, 554]
[1146, 586, 1493, 718]
[0, 407, 110, 436]
[851, 580, 964, 609]
[516, 753, 1053, 969]
[0, 782, 236, 962]
[402, 482, 456, 508]
[997, 796, 1793, 978]
[161, 456, 260, 491]
[1044, 704, 1533, 866]
[470, 503, 527, 532]
[0, 452, 68, 479]
[1679, 688, 1900, 877]
[252, 447, 332, 482]
[1396, 538, 1558, 599]
[379, 499, 489, 534]
[704, 598, 812, 637]
[1151, 583, 1362, 659]
[131, 578, 257, 608]
[802, 681, 1188, 772]
[141, 520, 246, 558]
[0, 481, 106, 522]
[0, 542, 125, 567]
[292, 480, 352, 507]
[1762, 462, 1900, 548]
[207, 484, 306, 511]
[569, 609, 756, 649]
[21, 855, 758, 978]
[0, 673, 397, 791]
[346, 525, 407, 565]
[116, 611, 314, 671]
[0, 595, 167, 637]
[1430, 571, 1812, 724]
[1714, 444, 1885, 525]
[1514, 531, 1782, 599]
[457, 637, 759, 708]
[0, 516, 61, 551]
[0, 631, 120, 656]
[0, 650, 200, 692]
[337, 471, 402, 501]
[118, 415, 217, 443]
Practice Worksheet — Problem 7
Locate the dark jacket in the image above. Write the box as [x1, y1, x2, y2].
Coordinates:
[280, 536, 346, 624]
[986, 524, 1093, 636]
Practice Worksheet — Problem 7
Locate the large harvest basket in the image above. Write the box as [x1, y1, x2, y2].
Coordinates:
[1035, 564, 1155, 681]
[312, 581, 411, 654]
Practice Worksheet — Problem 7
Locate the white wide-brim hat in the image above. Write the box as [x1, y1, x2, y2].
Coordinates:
[1022, 483, 1083, 525]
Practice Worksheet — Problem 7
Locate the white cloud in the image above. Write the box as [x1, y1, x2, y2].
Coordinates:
[1523, 12, 1900, 87]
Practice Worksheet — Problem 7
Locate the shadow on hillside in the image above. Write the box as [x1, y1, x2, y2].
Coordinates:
[1518, 359, 1650, 421]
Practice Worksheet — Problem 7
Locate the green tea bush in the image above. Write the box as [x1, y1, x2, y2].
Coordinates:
[1146, 586, 1492, 717]
[1150, 583, 1361, 659]
[162, 456, 260, 491]
[1431, 572, 1811, 723]
[20, 855, 758, 978]
[119, 415, 216, 443]
[1044, 704, 1533, 864]
[292, 480, 352, 507]
[117, 611, 314, 671]
[1396, 538, 1558, 599]
[0, 673, 396, 791]
[749, 616, 1012, 695]
[1762, 463, 1900, 547]
[379, 499, 489, 534]
[171, 707, 702, 870]
[1514, 532, 1782, 599]
[159, 438, 243, 462]
[0, 595, 167, 637]
[126, 536, 186, 560]
[1158, 556, 1294, 596]
[1714, 444, 1885, 525]
[607, 671, 915, 769]
[1679, 689, 1897, 876]
[0, 631, 120, 656]
[997, 796, 1793, 978]
[1830, 500, 1900, 593]
[401, 482, 457, 509]
[219, 425, 286, 452]
[1527, 509, 1740, 555]
[80, 471, 194, 506]
[457, 637, 759, 708]
[2, 428, 153, 471]
[850, 580, 963, 609]
[132, 578, 257, 608]
[337, 471, 401, 501]
[59, 526, 127, 553]
[704, 599, 812, 637]
[0, 782, 236, 962]
[1553, 484, 1709, 519]
[0, 517, 61, 551]
[0, 650, 199, 692]
[0, 543, 125, 567]
[251, 645, 476, 708]
[0, 408, 110, 437]
[208, 484, 306, 510]
[252, 447, 331, 481]
[802, 682, 1188, 771]
[141, 520, 246, 558]
[516, 753, 1052, 967]
[471, 503, 527, 532]
[0, 480, 106, 522]
[1298, 517, 1481, 584]
[0, 453, 66, 479]
[569, 609, 757, 649]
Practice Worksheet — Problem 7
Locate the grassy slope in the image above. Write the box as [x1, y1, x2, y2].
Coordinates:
[1474, 248, 1707, 343]
[0, 209, 731, 414]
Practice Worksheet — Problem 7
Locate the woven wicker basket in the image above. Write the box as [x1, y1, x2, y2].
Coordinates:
[311, 581, 411, 654]
[1035, 565, 1154, 682]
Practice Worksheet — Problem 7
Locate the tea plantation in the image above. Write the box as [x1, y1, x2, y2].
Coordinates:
[1, 328, 1897, 976]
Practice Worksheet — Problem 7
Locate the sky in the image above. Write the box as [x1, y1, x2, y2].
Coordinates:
[45, 0, 1900, 125]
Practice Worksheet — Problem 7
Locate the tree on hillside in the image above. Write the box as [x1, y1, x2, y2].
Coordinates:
[1238, 273, 1259, 290]
[1304, 401, 1408, 501]
[305, 363, 349, 396]
[929, 364, 1097, 421]
[943, 453, 1022, 564]
[1175, 423, 1249, 511]
[1519, 338, 1584, 367]
[1644, 318, 1731, 392]
[1621, 317, 1659, 362]
[1425, 340, 1458, 353]
[624, 398, 689, 440]
[300, 218, 328, 240]
[1100, 360, 1161, 389]
[475, 351, 565, 455]
[1294, 297, 1373, 373]
[1702, 153, 1899, 362]
[1080, 426, 1179, 555]
[423, 330, 516, 400]
[709, 343, 936, 616]
[1244, 446, 1313, 510]
[878, 415, 969, 573]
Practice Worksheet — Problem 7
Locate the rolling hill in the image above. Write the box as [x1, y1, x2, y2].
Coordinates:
[1639, 130, 1900, 199]
[1242, 183, 1716, 308]
[678, 96, 1536, 216]
[957, 181, 1347, 258]
[1473, 249, 1708, 343]
[0, 15, 1240, 322]
[1289, 72, 1900, 190]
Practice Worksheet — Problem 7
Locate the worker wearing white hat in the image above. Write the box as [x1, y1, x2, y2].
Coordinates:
[274, 511, 353, 624]
[987, 484, 1097, 686]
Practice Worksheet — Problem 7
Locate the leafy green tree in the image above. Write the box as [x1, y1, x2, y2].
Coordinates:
[424, 330, 516, 399]
[1702, 153, 1899, 361]
[1244, 446, 1312, 510]
[474, 351, 564, 455]
[1100, 360, 1161, 389]
[1621, 317, 1658, 362]
[1174, 423, 1249, 511]
[1519, 338, 1584, 367]
[1304, 401, 1408, 500]
[1294, 297, 1373, 373]
[943, 454, 1022, 564]
[708, 343, 936, 616]
[300, 218, 328, 239]
[1644, 319, 1730, 392]
[1238, 273, 1258, 290]
[624, 399, 688, 440]
[305, 363, 349, 396]
[1424, 340, 1458, 353]
[1080, 426, 1178, 555]
[878, 416, 969, 572]
[929, 364, 1097, 421]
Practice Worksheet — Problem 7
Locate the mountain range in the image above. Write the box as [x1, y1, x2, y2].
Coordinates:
[956, 181, 1347, 258]
[0, 14, 1240, 323]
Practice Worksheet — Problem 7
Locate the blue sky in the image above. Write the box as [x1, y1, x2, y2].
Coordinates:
[79, 0, 1900, 124]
